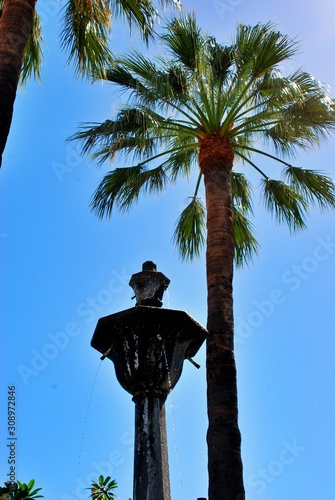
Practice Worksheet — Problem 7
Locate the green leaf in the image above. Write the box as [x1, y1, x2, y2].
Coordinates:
[265, 89, 335, 154]
[91, 165, 168, 216]
[207, 39, 232, 81]
[261, 178, 307, 231]
[110, 0, 181, 42]
[173, 196, 206, 261]
[27, 480, 35, 490]
[20, 11, 44, 84]
[11, 480, 44, 499]
[285, 166, 335, 210]
[233, 22, 298, 77]
[162, 13, 205, 71]
[90, 475, 118, 499]
[233, 207, 259, 267]
[60, 0, 113, 77]
[232, 171, 253, 213]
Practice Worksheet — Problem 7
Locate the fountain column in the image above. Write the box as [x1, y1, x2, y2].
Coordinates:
[91, 262, 207, 500]
[133, 390, 170, 499]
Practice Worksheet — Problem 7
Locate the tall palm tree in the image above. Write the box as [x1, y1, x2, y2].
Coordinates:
[72, 15, 335, 500]
[0, 0, 180, 166]
[0, 0, 37, 167]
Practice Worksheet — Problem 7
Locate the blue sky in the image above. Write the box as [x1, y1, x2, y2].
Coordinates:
[1, 1, 335, 499]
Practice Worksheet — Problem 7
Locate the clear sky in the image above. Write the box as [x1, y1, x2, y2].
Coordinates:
[1, 1, 335, 499]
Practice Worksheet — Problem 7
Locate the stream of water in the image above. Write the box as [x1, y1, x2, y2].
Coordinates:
[72, 360, 102, 497]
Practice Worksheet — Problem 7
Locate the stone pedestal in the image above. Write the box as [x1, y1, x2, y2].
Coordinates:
[91, 306, 207, 500]
[133, 391, 170, 500]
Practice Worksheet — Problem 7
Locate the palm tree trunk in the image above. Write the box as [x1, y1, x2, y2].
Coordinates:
[199, 134, 245, 500]
[0, 0, 36, 167]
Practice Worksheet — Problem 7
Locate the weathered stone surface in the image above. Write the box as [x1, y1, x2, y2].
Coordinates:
[91, 305, 207, 500]
[91, 306, 207, 395]
[129, 261, 170, 307]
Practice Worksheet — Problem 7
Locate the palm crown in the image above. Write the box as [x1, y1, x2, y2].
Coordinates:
[73, 15, 335, 265]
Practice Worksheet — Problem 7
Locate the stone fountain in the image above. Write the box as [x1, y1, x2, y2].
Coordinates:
[91, 261, 207, 500]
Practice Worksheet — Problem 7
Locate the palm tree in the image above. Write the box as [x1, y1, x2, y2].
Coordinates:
[72, 15, 335, 500]
[0, 0, 180, 166]
[90, 475, 118, 500]
[0, 479, 43, 499]
[0, 0, 37, 167]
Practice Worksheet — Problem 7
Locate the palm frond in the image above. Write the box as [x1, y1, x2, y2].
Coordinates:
[70, 120, 114, 156]
[207, 38, 233, 82]
[120, 52, 190, 105]
[71, 106, 167, 158]
[112, 0, 157, 41]
[232, 172, 257, 266]
[258, 70, 322, 105]
[288, 69, 329, 96]
[285, 166, 335, 210]
[115, 106, 166, 134]
[20, 11, 44, 84]
[233, 22, 298, 77]
[91, 164, 168, 216]
[164, 136, 198, 180]
[122, 50, 159, 85]
[101, 62, 149, 95]
[162, 13, 205, 71]
[232, 172, 253, 212]
[259, 71, 335, 154]
[107, 0, 182, 43]
[261, 178, 307, 231]
[173, 196, 206, 260]
[60, 0, 113, 77]
[93, 137, 158, 165]
[154, 63, 191, 102]
[233, 207, 259, 267]
[265, 94, 335, 154]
